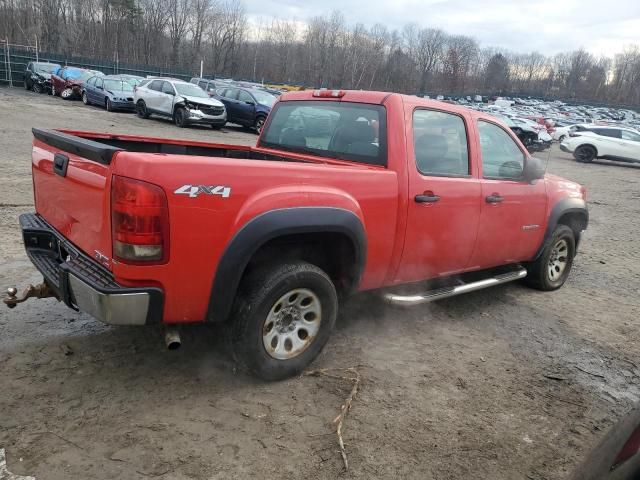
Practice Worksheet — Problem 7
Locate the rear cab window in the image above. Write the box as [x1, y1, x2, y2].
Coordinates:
[259, 101, 387, 166]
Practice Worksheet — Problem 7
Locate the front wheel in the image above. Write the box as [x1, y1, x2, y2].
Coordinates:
[174, 108, 187, 127]
[106, 98, 113, 112]
[230, 262, 338, 381]
[60, 88, 74, 100]
[33, 83, 44, 94]
[574, 145, 596, 163]
[525, 225, 575, 291]
[254, 115, 266, 134]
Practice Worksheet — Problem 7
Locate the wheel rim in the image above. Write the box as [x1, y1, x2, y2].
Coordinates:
[548, 239, 569, 282]
[82, 93, 88, 104]
[256, 117, 265, 132]
[61, 89, 72, 99]
[262, 288, 322, 360]
[34, 84, 43, 93]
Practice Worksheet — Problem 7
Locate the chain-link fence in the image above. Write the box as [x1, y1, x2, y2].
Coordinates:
[1, 45, 200, 87]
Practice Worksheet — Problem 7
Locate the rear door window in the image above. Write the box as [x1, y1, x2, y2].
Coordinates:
[413, 109, 469, 176]
[149, 80, 163, 91]
[260, 100, 387, 166]
[95, 77, 103, 88]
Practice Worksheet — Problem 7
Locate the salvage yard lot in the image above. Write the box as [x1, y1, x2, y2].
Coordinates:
[0, 87, 639, 480]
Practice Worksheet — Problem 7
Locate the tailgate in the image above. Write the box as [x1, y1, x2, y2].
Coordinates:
[31, 128, 122, 270]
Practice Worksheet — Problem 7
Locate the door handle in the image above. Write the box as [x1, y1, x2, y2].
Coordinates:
[415, 193, 440, 203]
[486, 193, 504, 204]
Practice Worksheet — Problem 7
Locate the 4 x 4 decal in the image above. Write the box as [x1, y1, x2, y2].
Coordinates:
[174, 185, 231, 198]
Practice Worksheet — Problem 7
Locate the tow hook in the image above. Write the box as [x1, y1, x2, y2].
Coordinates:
[3, 282, 58, 309]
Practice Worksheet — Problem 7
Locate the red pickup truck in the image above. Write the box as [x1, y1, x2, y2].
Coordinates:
[5, 90, 588, 380]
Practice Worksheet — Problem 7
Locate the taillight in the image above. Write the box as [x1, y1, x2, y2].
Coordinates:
[111, 175, 169, 265]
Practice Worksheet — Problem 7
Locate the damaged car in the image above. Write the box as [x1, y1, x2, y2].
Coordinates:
[50, 66, 104, 100]
[494, 115, 551, 152]
[134, 78, 227, 128]
[23, 62, 61, 94]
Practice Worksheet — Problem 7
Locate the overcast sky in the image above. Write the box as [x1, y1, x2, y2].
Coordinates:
[245, 0, 640, 56]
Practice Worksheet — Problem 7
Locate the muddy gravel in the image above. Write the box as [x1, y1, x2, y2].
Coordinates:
[0, 87, 638, 480]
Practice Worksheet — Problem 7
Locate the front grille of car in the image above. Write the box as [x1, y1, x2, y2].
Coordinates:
[201, 106, 225, 116]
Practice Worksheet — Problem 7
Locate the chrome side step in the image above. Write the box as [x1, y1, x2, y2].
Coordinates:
[383, 267, 527, 306]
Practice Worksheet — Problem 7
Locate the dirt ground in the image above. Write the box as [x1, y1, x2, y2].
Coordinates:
[0, 86, 638, 480]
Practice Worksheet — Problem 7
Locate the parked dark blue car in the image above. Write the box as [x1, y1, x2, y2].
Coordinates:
[215, 86, 276, 132]
[81, 75, 137, 111]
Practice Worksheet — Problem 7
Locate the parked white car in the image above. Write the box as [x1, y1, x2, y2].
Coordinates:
[560, 126, 640, 163]
[134, 78, 227, 128]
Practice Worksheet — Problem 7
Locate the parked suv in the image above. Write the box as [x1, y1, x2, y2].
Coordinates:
[135, 79, 227, 128]
[24, 62, 60, 94]
[560, 126, 640, 163]
[215, 86, 276, 132]
[190, 77, 229, 97]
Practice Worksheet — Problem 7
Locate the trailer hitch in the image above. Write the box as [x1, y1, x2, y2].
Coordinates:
[3, 282, 58, 309]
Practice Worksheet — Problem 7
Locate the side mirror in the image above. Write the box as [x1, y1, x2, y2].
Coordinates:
[523, 156, 546, 183]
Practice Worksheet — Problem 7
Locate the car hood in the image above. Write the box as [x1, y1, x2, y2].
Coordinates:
[180, 95, 224, 107]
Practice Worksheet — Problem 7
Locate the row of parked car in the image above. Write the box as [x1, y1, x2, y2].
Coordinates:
[23, 61, 278, 132]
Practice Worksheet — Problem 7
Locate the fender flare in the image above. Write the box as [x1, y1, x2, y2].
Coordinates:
[533, 197, 588, 260]
[206, 207, 367, 323]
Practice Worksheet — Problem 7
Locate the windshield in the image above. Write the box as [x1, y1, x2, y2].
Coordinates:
[103, 79, 134, 92]
[175, 83, 209, 98]
[35, 63, 58, 74]
[260, 100, 387, 166]
[252, 90, 277, 107]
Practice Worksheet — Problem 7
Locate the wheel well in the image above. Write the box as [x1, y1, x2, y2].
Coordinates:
[241, 232, 357, 296]
[557, 211, 588, 241]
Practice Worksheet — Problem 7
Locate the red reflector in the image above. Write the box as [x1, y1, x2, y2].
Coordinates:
[111, 175, 169, 265]
[312, 89, 346, 98]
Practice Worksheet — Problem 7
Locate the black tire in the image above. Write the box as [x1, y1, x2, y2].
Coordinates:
[525, 225, 575, 291]
[33, 83, 44, 94]
[574, 145, 596, 163]
[254, 115, 266, 134]
[136, 100, 150, 119]
[230, 262, 338, 381]
[174, 108, 187, 127]
[82, 92, 89, 105]
[106, 98, 113, 112]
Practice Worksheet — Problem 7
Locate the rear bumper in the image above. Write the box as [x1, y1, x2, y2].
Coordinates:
[20, 213, 163, 325]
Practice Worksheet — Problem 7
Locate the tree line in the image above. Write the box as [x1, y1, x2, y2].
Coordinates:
[2, 0, 640, 106]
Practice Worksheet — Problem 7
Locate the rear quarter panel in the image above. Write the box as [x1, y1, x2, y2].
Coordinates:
[110, 153, 399, 323]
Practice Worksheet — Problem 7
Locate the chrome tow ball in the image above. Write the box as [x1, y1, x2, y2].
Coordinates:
[3, 283, 58, 309]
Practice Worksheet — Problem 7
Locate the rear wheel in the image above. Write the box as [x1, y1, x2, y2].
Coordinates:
[525, 225, 575, 291]
[174, 108, 187, 127]
[230, 262, 338, 381]
[60, 88, 74, 100]
[82, 92, 89, 105]
[136, 100, 150, 119]
[574, 145, 596, 163]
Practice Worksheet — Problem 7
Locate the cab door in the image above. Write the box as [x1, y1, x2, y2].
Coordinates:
[395, 108, 482, 283]
[468, 120, 547, 269]
[237, 90, 257, 125]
